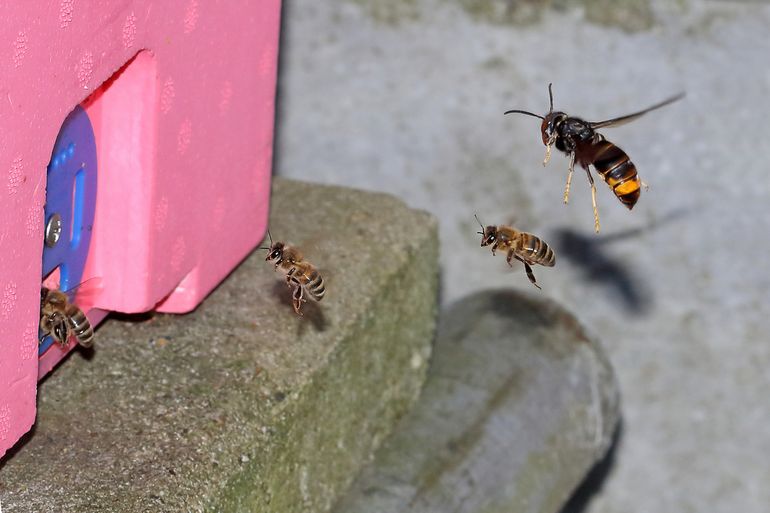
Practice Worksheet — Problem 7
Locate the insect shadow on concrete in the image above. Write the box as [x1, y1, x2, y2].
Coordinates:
[550, 227, 653, 315]
[271, 280, 328, 333]
[559, 420, 624, 513]
[550, 208, 688, 315]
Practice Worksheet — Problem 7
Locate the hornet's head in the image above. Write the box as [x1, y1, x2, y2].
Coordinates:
[505, 83, 564, 147]
[541, 111, 568, 147]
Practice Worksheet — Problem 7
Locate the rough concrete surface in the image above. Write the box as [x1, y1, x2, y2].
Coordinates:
[0, 178, 439, 512]
[334, 290, 619, 513]
[275, 1, 770, 512]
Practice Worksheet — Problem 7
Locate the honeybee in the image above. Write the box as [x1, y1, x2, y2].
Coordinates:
[475, 215, 555, 290]
[505, 84, 684, 233]
[40, 287, 94, 348]
[262, 232, 325, 315]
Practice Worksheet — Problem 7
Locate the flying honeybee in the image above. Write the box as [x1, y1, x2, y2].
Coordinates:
[505, 84, 684, 233]
[40, 287, 94, 348]
[475, 215, 555, 290]
[262, 232, 325, 315]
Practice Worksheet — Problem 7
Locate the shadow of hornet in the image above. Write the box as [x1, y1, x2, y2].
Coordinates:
[559, 420, 624, 513]
[550, 209, 688, 316]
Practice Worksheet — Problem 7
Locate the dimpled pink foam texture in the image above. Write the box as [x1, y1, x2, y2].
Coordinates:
[0, 0, 281, 458]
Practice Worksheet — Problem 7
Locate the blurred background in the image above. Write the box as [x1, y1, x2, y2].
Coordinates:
[274, 1, 770, 511]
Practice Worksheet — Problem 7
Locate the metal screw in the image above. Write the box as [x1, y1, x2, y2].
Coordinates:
[45, 213, 63, 247]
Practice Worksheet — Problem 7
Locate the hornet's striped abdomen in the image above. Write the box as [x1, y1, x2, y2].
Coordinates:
[590, 140, 642, 209]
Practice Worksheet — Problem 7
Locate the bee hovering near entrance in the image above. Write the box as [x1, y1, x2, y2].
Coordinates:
[505, 84, 684, 233]
[262, 231, 325, 315]
[475, 215, 555, 290]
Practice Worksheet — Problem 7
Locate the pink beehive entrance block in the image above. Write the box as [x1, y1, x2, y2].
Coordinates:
[0, 1, 282, 459]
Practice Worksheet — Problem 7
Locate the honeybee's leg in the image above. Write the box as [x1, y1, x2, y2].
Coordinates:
[584, 167, 601, 233]
[285, 267, 296, 287]
[291, 281, 306, 316]
[524, 263, 541, 290]
[514, 255, 541, 290]
[506, 249, 515, 267]
[38, 317, 50, 344]
[491, 241, 499, 256]
[53, 321, 70, 347]
[563, 152, 575, 204]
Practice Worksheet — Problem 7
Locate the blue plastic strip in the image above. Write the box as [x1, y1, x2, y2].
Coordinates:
[39, 106, 97, 354]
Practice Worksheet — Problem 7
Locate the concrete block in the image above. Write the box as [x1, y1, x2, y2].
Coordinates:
[0, 178, 439, 512]
[334, 290, 620, 513]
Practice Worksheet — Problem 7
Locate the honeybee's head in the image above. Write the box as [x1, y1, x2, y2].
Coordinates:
[474, 214, 497, 247]
[480, 226, 499, 247]
[265, 241, 285, 262]
[261, 230, 285, 262]
[39, 307, 68, 343]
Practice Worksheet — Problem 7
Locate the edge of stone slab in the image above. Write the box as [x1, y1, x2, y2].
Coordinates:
[211, 184, 441, 511]
[334, 288, 621, 513]
[0, 178, 440, 513]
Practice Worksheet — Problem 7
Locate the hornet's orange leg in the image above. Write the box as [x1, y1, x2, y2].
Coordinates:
[564, 152, 576, 204]
[543, 133, 557, 167]
[585, 167, 599, 233]
[584, 167, 601, 233]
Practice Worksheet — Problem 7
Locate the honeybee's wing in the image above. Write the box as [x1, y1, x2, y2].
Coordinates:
[293, 235, 326, 261]
[589, 93, 684, 129]
[62, 277, 103, 310]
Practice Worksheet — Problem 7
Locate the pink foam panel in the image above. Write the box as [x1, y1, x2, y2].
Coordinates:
[0, 0, 281, 459]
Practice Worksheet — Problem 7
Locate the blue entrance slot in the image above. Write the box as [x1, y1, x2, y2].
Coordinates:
[40, 105, 98, 354]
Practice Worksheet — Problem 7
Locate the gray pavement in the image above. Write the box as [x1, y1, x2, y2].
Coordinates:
[275, 1, 770, 511]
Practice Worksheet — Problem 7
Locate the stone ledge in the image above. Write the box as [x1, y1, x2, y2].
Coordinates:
[0, 178, 439, 512]
[334, 290, 620, 513]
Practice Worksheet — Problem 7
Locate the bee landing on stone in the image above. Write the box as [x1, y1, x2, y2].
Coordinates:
[261, 231, 325, 315]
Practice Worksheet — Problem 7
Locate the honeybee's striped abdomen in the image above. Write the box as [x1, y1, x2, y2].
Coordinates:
[68, 307, 94, 347]
[590, 140, 641, 209]
[296, 267, 325, 302]
[307, 269, 325, 301]
[521, 234, 556, 267]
